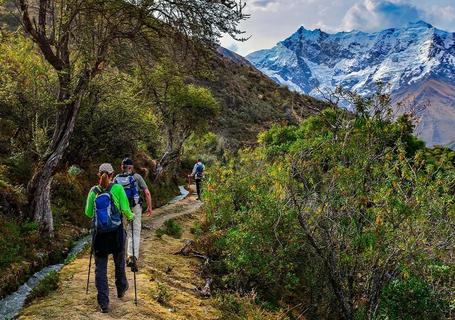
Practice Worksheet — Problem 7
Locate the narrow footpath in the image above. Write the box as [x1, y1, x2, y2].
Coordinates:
[19, 193, 219, 320]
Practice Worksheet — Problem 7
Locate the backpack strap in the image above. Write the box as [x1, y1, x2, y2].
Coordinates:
[93, 184, 114, 195]
[106, 183, 114, 193]
[93, 186, 102, 195]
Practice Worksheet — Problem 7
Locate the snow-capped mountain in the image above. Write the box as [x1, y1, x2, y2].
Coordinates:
[246, 21, 455, 146]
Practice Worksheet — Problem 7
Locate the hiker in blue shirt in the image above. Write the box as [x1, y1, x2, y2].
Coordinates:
[190, 159, 205, 200]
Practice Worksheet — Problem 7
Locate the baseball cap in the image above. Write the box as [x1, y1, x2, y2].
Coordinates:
[121, 158, 134, 166]
[98, 163, 114, 174]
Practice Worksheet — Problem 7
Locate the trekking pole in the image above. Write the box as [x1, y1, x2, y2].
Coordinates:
[86, 231, 94, 294]
[131, 221, 138, 306]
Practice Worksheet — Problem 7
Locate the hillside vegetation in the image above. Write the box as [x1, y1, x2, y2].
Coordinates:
[201, 90, 455, 319]
[0, 0, 322, 299]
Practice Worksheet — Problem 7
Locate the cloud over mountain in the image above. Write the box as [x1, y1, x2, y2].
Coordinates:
[251, 0, 279, 8]
[342, 0, 423, 31]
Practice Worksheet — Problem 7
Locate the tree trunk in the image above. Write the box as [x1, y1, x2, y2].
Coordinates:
[297, 211, 353, 320]
[154, 146, 181, 181]
[153, 127, 184, 181]
[27, 93, 83, 238]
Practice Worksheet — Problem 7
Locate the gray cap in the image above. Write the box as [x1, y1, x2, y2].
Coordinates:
[98, 163, 114, 174]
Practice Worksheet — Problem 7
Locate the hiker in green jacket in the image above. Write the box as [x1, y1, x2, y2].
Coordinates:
[85, 163, 135, 313]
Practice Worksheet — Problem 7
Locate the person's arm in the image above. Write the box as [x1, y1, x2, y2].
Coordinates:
[84, 189, 96, 219]
[191, 163, 197, 177]
[114, 185, 135, 221]
[143, 188, 153, 216]
[136, 174, 153, 216]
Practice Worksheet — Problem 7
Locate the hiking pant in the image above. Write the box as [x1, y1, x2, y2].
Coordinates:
[195, 179, 202, 200]
[95, 251, 128, 308]
[127, 204, 142, 259]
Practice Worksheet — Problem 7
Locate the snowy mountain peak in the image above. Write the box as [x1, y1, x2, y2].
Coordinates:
[246, 21, 455, 147]
[408, 20, 433, 28]
[247, 21, 455, 96]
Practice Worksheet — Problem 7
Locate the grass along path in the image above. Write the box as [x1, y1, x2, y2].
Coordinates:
[19, 191, 220, 320]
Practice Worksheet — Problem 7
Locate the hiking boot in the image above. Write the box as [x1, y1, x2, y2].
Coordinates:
[117, 283, 129, 298]
[127, 256, 138, 272]
[99, 305, 108, 313]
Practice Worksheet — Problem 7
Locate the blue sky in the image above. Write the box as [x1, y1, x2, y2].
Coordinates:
[221, 0, 455, 56]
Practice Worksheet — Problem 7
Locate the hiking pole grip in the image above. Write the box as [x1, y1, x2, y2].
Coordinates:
[131, 221, 138, 306]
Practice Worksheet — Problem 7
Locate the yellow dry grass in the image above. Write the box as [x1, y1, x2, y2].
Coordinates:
[19, 195, 220, 320]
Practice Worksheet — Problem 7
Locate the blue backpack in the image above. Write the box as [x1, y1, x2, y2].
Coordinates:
[93, 185, 122, 233]
[114, 174, 140, 207]
[195, 163, 204, 179]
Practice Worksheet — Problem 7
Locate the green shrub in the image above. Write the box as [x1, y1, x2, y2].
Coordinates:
[378, 277, 445, 320]
[216, 293, 288, 320]
[67, 165, 82, 177]
[26, 271, 59, 303]
[202, 91, 455, 319]
[156, 219, 183, 238]
[190, 221, 202, 236]
[20, 220, 39, 234]
[153, 282, 170, 305]
[0, 221, 24, 268]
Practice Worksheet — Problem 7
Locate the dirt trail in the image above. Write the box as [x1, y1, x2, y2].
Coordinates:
[19, 193, 220, 320]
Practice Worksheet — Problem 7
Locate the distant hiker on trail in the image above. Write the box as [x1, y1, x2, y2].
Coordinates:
[115, 158, 153, 272]
[190, 159, 205, 200]
[85, 163, 135, 313]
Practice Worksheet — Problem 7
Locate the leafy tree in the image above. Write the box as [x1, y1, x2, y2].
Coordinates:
[0, 33, 55, 159]
[14, 0, 246, 237]
[66, 71, 160, 166]
[137, 61, 219, 179]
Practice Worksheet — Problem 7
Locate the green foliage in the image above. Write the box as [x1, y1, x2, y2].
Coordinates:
[190, 221, 203, 236]
[153, 282, 170, 305]
[182, 132, 225, 171]
[203, 90, 455, 318]
[378, 277, 445, 320]
[139, 60, 220, 158]
[156, 219, 183, 239]
[216, 293, 288, 320]
[67, 166, 82, 177]
[20, 220, 38, 233]
[67, 72, 160, 164]
[203, 150, 304, 302]
[26, 271, 59, 304]
[0, 221, 24, 268]
[0, 163, 26, 214]
[0, 33, 56, 160]
[51, 172, 89, 228]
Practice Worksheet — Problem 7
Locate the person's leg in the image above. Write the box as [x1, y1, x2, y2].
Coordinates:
[196, 179, 202, 200]
[94, 254, 109, 310]
[113, 249, 128, 297]
[127, 204, 142, 259]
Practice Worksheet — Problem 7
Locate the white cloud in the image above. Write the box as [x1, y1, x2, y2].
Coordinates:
[425, 5, 455, 31]
[222, 0, 455, 56]
[342, 0, 423, 31]
[227, 43, 240, 52]
[251, 0, 279, 8]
